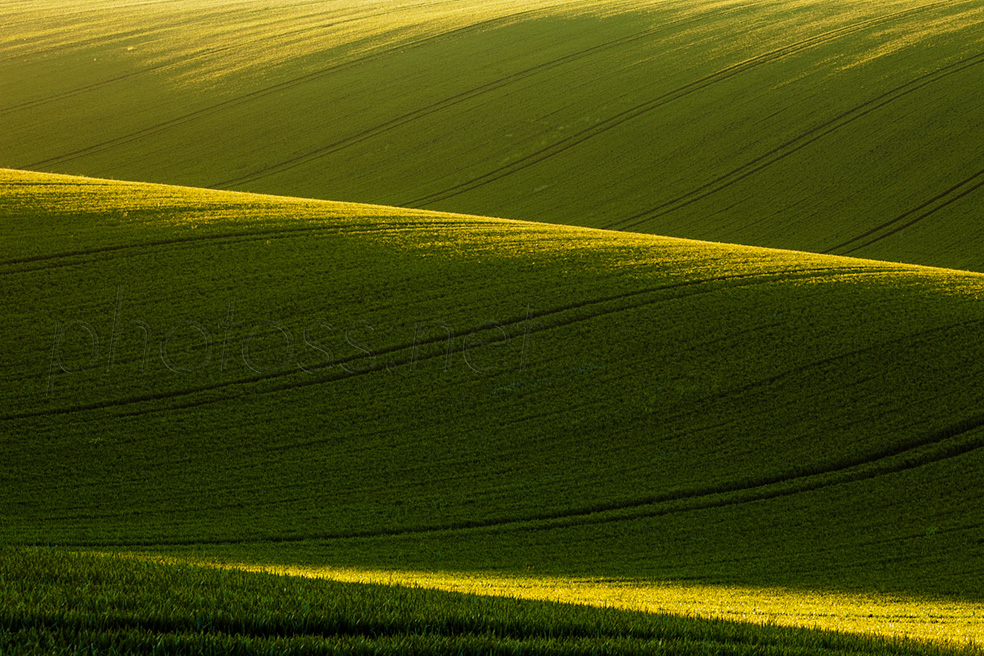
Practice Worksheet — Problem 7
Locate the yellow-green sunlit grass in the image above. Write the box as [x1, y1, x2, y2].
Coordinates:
[2, 1, 983, 270]
[8, 547, 975, 656]
[219, 563, 984, 648]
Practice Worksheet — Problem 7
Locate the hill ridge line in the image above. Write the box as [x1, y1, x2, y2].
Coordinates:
[8, 168, 984, 277]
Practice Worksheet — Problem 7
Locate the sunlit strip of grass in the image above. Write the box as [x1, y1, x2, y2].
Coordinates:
[9, 547, 973, 656]
[234, 563, 984, 650]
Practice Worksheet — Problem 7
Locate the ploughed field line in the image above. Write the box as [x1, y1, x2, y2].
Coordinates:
[6, 170, 984, 604]
[209, 1, 765, 190]
[825, 164, 984, 256]
[605, 51, 984, 234]
[0, 220, 498, 273]
[4, 169, 978, 545]
[0, 44, 254, 117]
[0, 0, 454, 107]
[0, 260, 906, 424]
[16, 0, 960, 195]
[0, 0, 473, 118]
[29, 390, 984, 548]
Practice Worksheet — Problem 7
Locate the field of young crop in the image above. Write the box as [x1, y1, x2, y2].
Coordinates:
[2, 168, 984, 651]
[2, 0, 984, 653]
[267, 566, 984, 646]
[7, 547, 977, 656]
[3, 0, 984, 270]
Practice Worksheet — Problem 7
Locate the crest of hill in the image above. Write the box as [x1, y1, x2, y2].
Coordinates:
[2, 168, 984, 601]
[2, 0, 984, 271]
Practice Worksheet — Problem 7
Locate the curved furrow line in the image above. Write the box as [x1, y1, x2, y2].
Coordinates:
[142, 265, 889, 415]
[826, 166, 984, 256]
[41, 410, 984, 547]
[529, 415, 984, 536]
[0, 226, 337, 269]
[210, 3, 762, 190]
[0, 180, 119, 187]
[692, 521, 984, 576]
[661, 316, 984, 428]
[402, 0, 955, 209]
[2, 25, 173, 62]
[43, 291, 967, 522]
[16, 283, 935, 509]
[19, 7, 558, 170]
[0, 264, 900, 423]
[0, 1, 271, 58]
[607, 52, 984, 232]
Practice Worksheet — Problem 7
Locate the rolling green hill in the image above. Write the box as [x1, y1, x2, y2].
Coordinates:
[2, 0, 983, 270]
[3, 168, 984, 613]
[4, 0, 984, 651]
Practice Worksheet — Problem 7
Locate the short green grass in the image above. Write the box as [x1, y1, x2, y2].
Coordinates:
[3, 0, 983, 269]
[0, 547, 977, 655]
[199, 562, 984, 647]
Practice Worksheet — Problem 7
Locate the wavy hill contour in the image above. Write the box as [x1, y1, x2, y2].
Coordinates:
[2, 0, 983, 270]
[2, 168, 984, 602]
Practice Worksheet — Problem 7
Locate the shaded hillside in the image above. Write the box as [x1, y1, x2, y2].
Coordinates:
[2, 169, 984, 601]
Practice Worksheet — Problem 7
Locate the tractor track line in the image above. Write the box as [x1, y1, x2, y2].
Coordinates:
[1, 265, 888, 423]
[826, 165, 984, 256]
[39, 409, 984, 547]
[661, 317, 984, 428]
[0, 1, 468, 115]
[103, 265, 893, 421]
[608, 51, 984, 231]
[402, 0, 955, 209]
[211, 2, 764, 189]
[19, 7, 560, 170]
[0, 219, 495, 274]
[0, 46, 236, 117]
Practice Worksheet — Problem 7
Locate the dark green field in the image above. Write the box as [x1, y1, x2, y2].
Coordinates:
[2, 0, 984, 653]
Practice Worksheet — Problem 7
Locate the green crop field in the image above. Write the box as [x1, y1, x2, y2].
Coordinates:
[8, 548, 978, 656]
[3, 168, 984, 651]
[3, 0, 984, 269]
[2, 0, 984, 653]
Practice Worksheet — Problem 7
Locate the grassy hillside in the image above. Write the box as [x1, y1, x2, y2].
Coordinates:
[3, 0, 983, 270]
[3, 165, 984, 633]
[6, 0, 984, 651]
